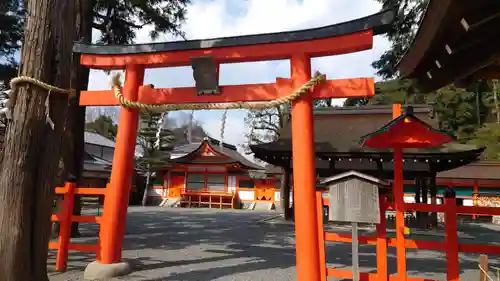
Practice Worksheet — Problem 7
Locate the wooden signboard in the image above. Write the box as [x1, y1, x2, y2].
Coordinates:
[328, 177, 380, 224]
[321, 171, 389, 281]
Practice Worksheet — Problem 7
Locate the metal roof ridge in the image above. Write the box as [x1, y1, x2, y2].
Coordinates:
[320, 170, 390, 186]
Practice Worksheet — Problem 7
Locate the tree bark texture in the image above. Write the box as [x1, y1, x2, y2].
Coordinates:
[62, 0, 93, 238]
[0, 1, 78, 280]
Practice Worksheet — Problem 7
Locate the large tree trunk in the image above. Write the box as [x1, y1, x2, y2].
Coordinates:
[61, 0, 93, 238]
[0, 1, 78, 280]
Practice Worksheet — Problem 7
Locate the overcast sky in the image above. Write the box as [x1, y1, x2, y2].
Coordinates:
[87, 0, 391, 149]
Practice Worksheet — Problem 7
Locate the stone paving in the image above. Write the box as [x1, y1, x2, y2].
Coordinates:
[48, 207, 500, 281]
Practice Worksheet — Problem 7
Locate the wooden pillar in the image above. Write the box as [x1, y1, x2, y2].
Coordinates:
[473, 180, 479, 221]
[444, 189, 459, 281]
[415, 176, 423, 215]
[421, 178, 429, 228]
[429, 175, 438, 227]
[414, 178, 422, 204]
[281, 166, 292, 220]
[99, 65, 144, 264]
[414, 177, 422, 226]
[290, 54, 321, 281]
[393, 148, 407, 281]
[376, 196, 388, 281]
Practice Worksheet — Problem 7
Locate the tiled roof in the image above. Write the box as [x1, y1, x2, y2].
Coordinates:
[84, 131, 116, 148]
[251, 105, 482, 155]
[84, 131, 143, 157]
[172, 137, 264, 170]
[83, 151, 112, 172]
[437, 161, 500, 180]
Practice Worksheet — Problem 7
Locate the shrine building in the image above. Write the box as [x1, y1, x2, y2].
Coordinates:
[250, 105, 500, 220]
[148, 136, 282, 209]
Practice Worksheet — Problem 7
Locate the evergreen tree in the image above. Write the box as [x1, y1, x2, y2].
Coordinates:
[85, 115, 118, 140]
[92, 0, 190, 44]
[344, 79, 424, 106]
[0, 0, 24, 86]
[468, 123, 500, 160]
[137, 112, 175, 206]
[371, 0, 428, 79]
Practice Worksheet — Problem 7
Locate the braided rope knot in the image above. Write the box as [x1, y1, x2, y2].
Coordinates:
[110, 71, 325, 113]
[2, 76, 76, 128]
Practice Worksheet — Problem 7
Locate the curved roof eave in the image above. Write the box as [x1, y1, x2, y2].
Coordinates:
[396, 0, 452, 78]
[73, 9, 396, 55]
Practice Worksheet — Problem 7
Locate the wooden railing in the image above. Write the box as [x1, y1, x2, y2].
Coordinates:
[316, 191, 500, 281]
[49, 181, 106, 271]
[179, 192, 236, 209]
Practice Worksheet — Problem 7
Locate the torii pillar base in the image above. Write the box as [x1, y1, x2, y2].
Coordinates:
[84, 261, 131, 280]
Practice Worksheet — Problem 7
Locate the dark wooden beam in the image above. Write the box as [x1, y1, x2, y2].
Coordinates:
[399, 0, 500, 80]
[463, 1, 500, 28]
[398, 0, 454, 77]
[414, 4, 500, 91]
[415, 32, 500, 92]
[462, 64, 500, 81]
[409, 0, 470, 77]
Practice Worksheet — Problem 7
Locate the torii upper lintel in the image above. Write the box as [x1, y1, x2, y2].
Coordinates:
[73, 9, 395, 69]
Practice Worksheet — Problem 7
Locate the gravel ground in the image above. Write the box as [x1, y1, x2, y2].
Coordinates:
[48, 207, 500, 281]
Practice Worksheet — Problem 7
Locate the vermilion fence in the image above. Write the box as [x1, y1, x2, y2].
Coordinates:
[316, 191, 500, 281]
[49, 181, 106, 271]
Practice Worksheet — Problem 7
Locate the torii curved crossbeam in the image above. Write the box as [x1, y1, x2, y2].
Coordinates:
[73, 9, 395, 69]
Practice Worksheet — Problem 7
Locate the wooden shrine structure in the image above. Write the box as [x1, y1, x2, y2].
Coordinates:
[148, 137, 282, 209]
[311, 105, 500, 281]
[397, 1, 500, 92]
[250, 104, 484, 221]
[68, 7, 397, 281]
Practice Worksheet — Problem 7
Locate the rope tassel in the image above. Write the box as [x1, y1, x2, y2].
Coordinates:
[220, 109, 228, 146]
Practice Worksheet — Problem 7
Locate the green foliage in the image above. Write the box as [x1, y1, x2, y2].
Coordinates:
[431, 85, 486, 140]
[85, 115, 118, 140]
[92, 0, 190, 44]
[0, 0, 24, 86]
[468, 123, 500, 160]
[0, 0, 190, 81]
[371, 0, 427, 79]
[344, 79, 424, 107]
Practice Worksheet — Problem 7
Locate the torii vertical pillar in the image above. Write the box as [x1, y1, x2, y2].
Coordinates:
[85, 65, 144, 279]
[290, 54, 322, 281]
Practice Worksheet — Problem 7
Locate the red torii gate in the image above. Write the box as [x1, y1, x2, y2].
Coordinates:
[75, 9, 395, 281]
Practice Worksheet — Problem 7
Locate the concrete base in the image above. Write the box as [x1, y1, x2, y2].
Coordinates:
[84, 260, 131, 280]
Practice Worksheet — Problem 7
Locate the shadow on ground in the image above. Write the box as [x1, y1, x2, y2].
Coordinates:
[48, 208, 499, 281]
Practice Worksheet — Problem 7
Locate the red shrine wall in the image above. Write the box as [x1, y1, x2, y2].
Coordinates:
[146, 165, 282, 207]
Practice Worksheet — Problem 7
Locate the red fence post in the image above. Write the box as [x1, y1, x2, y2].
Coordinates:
[444, 188, 460, 281]
[55, 180, 76, 271]
[376, 196, 388, 281]
[393, 148, 407, 281]
[316, 192, 327, 281]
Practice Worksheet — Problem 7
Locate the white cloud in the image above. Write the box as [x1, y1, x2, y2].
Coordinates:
[87, 0, 390, 149]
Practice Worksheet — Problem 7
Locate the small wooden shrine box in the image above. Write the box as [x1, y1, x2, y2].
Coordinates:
[321, 170, 390, 224]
